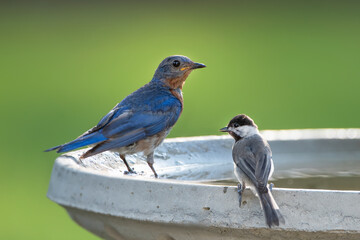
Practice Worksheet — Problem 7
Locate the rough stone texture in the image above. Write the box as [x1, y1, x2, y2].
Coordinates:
[47, 129, 360, 239]
[66, 207, 360, 240]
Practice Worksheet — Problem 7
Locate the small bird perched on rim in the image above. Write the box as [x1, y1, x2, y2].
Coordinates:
[45, 55, 206, 178]
[220, 114, 285, 228]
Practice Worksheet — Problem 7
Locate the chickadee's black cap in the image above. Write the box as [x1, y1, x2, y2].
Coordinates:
[228, 114, 257, 128]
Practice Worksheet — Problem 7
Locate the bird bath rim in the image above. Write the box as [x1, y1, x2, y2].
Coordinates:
[47, 129, 360, 239]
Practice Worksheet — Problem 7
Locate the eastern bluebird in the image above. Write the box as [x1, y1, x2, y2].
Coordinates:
[220, 114, 285, 228]
[46, 55, 206, 178]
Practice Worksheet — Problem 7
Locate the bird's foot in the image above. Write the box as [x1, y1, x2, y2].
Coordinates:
[124, 169, 137, 175]
[153, 171, 158, 179]
[237, 183, 245, 207]
[147, 162, 158, 178]
[269, 183, 274, 192]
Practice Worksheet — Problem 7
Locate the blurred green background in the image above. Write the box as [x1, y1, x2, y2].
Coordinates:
[1, 0, 359, 239]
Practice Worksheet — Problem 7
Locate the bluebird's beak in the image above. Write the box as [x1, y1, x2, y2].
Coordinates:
[191, 62, 206, 69]
[219, 127, 229, 132]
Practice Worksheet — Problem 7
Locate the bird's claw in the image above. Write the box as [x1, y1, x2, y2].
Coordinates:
[269, 183, 274, 192]
[237, 183, 244, 207]
[124, 169, 137, 175]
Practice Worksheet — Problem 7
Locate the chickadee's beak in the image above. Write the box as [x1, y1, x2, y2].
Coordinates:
[219, 127, 230, 132]
[191, 62, 206, 69]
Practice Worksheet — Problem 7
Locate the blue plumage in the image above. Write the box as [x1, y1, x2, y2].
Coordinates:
[46, 55, 206, 177]
[53, 132, 107, 153]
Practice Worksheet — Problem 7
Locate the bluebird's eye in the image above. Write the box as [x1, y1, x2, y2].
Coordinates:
[234, 123, 240, 128]
[172, 60, 180, 67]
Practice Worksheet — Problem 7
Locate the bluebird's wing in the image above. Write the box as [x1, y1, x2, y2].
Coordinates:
[81, 105, 181, 158]
[233, 137, 272, 192]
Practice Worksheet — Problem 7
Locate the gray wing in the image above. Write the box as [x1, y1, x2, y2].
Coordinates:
[233, 136, 272, 192]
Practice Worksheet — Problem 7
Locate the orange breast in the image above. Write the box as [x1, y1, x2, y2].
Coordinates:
[170, 89, 184, 112]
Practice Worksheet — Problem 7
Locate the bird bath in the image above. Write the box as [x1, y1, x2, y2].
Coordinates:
[47, 129, 360, 240]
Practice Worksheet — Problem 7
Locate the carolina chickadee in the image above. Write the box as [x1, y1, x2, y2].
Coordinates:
[220, 114, 284, 228]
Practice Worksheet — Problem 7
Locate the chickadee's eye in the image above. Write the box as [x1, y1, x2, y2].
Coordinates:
[172, 60, 180, 67]
[234, 123, 240, 128]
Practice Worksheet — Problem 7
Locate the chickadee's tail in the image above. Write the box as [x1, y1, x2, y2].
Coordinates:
[258, 189, 285, 228]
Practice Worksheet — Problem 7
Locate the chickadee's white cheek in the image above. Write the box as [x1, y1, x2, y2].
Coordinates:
[233, 127, 242, 136]
[236, 126, 258, 137]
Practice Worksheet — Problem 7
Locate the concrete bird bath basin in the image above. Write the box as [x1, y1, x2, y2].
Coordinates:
[47, 129, 360, 240]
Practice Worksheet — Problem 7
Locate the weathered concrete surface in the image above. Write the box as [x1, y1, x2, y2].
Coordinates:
[67, 207, 360, 240]
[47, 129, 360, 239]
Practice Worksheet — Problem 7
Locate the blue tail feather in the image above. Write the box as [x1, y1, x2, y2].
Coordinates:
[45, 132, 107, 153]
